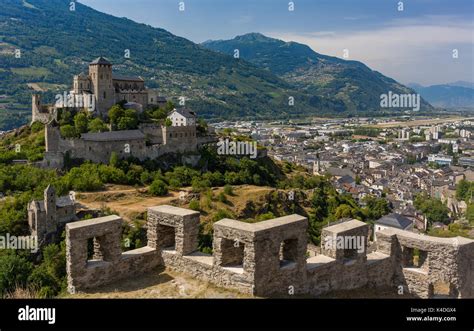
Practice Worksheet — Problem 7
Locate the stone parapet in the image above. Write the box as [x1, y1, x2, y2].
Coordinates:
[65, 207, 473, 298]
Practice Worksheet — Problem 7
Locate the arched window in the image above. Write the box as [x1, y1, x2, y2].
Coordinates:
[103, 91, 106, 99]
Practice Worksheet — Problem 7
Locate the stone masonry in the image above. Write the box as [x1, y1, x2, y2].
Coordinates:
[66, 205, 474, 297]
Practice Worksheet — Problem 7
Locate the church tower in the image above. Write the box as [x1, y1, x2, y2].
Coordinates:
[44, 185, 57, 225]
[89, 57, 115, 116]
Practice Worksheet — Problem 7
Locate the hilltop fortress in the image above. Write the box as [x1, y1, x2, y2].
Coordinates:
[32, 57, 164, 123]
[31, 57, 217, 168]
[43, 114, 205, 168]
[65, 205, 474, 298]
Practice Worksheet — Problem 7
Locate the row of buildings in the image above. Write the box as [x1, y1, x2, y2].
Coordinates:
[221, 118, 474, 235]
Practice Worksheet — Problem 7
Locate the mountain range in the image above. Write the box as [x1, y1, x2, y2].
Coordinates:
[0, 0, 432, 130]
[408, 82, 474, 108]
[202, 33, 431, 113]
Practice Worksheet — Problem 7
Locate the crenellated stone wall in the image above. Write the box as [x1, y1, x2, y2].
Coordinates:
[65, 205, 474, 298]
[376, 228, 474, 298]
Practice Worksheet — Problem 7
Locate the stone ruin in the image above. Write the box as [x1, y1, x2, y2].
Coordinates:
[66, 205, 474, 298]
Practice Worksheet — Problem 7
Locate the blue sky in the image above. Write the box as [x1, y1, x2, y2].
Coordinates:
[79, 0, 474, 86]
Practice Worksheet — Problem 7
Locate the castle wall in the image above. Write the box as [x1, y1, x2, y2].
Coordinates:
[44, 123, 198, 166]
[376, 228, 474, 298]
[57, 205, 76, 223]
[138, 123, 163, 145]
[66, 215, 161, 293]
[64, 207, 474, 298]
[162, 126, 197, 152]
[32, 94, 56, 124]
[73, 139, 146, 164]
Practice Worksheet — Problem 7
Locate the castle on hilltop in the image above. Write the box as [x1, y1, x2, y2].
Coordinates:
[32, 57, 165, 123]
[42, 108, 209, 168]
[31, 57, 217, 168]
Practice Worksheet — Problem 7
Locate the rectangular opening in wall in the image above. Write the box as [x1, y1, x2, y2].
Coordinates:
[157, 224, 176, 251]
[87, 237, 95, 261]
[343, 247, 358, 261]
[86, 236, 109, 268]
[220, 238, 244, 272]
[279, 238, 298, 269]
[429, 281, 457, 298]
[402, 247, 428, 270]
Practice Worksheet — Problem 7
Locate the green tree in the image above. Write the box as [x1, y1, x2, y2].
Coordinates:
[362, 195, 391, 221]
[74, 112, 89, 134]
[108, 105, 125, 127]
[151, 107, 167, 120]
[414, 193, 451, 225]
[60, 125, 77, 138]
[88, 118, 108, 133]
[456, 179, 473, 202]
[335, 204, 357, 219]
[165, 118, 172, 127]
[117, 114, 138, 130]
[164, 101, 175, 112]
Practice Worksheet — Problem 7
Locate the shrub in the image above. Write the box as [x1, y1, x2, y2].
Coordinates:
[109, 152, 119, 167]
[98, 165, 127, 184]
[30, 121, 44, 133]
[140, 170, 154, 185]
[168, 178, 181, 189]
[0, 252, 33, 297]
[27, 266, 59, 298]
[126, 164, 144, 185]
[149, 179, 168, 196]
[189, 199, 200, 211]
[211, 209, 234, 222]
[64, 165, 103, 191]
[192, 177, 211, 192]
[217, 192, 228, 203]
[223, 184, 234, 196]
[122, 220, 147, 251]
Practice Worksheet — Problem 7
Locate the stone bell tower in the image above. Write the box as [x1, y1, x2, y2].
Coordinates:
[89, 57, 115, 116]
[44, 185, 57, 234]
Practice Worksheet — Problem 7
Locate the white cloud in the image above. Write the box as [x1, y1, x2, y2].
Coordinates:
[268, 16, 473, 85]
